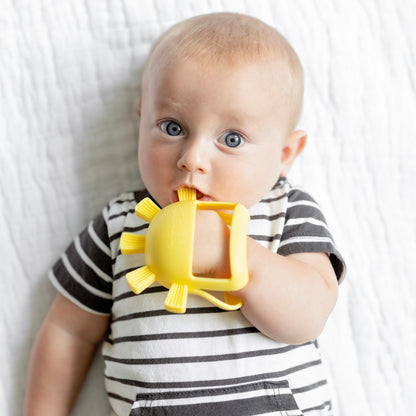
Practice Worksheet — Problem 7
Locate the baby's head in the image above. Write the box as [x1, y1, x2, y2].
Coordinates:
[142, 13, 304, 131]
[138, 12, 307, 208]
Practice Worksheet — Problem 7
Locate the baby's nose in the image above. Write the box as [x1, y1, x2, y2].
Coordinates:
[177, 138, 210, 173]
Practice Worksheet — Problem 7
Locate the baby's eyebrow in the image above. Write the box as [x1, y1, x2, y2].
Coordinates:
[154, 97, 185, 113]
[224, 111, 254, 124]
[219, 110, 263, 132]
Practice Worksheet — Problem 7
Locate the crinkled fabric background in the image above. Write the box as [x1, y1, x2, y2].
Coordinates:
[1, 0, 415, 415]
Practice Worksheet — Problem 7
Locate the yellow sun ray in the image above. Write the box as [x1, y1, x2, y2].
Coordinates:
[120, 233, 146, 254]
[126, 265, 156, 294]
[165, 282, 188, 313]
[135, 197, 160, 222]
[178, 187, 196, 201]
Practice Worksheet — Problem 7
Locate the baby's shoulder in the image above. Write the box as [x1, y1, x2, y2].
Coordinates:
[105, 189, 151, 215]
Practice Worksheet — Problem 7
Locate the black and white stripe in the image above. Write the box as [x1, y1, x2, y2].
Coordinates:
[49, 178, 344, 415]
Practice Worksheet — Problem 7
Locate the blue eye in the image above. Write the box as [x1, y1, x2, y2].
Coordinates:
[219, 131, 244, 148]
[160, 121, 183, 136]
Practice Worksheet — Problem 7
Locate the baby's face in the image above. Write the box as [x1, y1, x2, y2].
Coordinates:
[138, 58, 293, 208]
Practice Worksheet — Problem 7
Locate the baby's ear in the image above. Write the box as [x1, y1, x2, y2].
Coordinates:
[280, 130, 307, 175]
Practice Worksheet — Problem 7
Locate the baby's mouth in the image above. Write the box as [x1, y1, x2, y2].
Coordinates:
[195, 189, 205, 200]
[173, 188, 211, 202]
[196, 191, 211, 201]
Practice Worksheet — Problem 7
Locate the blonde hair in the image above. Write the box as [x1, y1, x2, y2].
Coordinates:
[142, 12, 304, 129]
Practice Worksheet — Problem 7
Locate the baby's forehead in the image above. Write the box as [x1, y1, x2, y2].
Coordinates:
[148, 16, 291, 69]
[144, 52, 289, 107]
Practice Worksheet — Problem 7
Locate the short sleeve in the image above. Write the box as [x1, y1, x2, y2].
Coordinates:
[49, 209, 114, 315]
[278, 187, 346, 281]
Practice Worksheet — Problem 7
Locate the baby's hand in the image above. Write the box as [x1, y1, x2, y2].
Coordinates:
[192, 210, 230, 278]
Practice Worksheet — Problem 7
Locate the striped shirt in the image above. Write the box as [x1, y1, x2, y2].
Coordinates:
[49, 177, 345, 416]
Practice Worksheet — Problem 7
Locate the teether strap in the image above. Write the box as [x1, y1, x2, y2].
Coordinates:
[191, 288, 243, 310]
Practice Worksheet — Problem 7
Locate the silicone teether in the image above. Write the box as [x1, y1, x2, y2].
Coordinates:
[120, 188, 249, 313]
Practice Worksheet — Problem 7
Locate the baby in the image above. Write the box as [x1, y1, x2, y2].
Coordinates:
[25, 12, 345, 416]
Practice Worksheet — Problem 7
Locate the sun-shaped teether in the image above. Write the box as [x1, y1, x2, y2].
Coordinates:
[120, 188, 249, 313]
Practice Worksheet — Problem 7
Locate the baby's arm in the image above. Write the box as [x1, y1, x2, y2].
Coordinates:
[193, 211, 338, 344]
[24, 293, 109, 416]
[235, 239, 338, 344]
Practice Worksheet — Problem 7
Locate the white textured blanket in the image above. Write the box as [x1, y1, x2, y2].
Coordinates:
[1, 1, 415, 415]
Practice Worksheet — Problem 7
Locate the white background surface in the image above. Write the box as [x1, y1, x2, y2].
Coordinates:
[1, 0, 415, 414]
